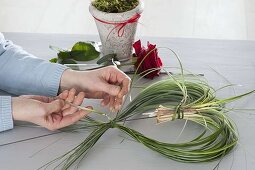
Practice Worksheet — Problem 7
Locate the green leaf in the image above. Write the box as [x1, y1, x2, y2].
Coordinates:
[97, 53, 117, 65]
[49, 58, 58, 63]
[58, 51, 72, 60]
[71, 42, 100, 61]
[49, 42, 100, 64]
[58, 58, 77, 65]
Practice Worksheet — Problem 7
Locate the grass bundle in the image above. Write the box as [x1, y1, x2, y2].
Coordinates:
[39, 75, 254, 170]
[115, 79, 252, 163]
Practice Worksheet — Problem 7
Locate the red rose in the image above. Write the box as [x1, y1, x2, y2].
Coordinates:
[133, 40, 163, 79]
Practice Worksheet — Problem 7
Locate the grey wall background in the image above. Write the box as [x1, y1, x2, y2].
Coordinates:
[0, 0, 255, 40]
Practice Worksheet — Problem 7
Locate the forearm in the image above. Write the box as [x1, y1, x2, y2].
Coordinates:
[0, 96, 13, 132]
[59, 69, 90, 93]
[0, 33, 68, 96]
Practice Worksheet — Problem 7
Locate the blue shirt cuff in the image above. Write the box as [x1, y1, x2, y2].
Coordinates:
[41, 63, 69, 96]
[0, 96, 13, 132]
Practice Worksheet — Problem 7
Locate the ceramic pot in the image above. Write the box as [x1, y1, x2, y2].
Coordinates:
[89, 1, 144, 61]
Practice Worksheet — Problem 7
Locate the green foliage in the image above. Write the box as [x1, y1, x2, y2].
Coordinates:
[49, 42, 100, 64]
[49, 58, 57, 63]
[92, 0, 139, 13]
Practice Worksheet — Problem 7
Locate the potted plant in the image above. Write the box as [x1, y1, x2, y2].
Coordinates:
[89, 0, 144, 61]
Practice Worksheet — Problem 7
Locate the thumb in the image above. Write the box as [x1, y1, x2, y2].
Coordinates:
[55, 106, 93, 129]
[101, 83, 121, 96]
[44, 99, 65, 114]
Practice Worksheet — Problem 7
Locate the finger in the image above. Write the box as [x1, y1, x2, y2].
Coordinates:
[59, 90, 69, 100]
[73, 92, 85, 105]
[101, 83, 121, 96]
[66, 88, 76, 103]
[45, 114, 54, 125]
[52, 113, 63, 122]
[44, 99, 65, 115]
[58, 90, 69, 109]
[62, 88, 76, 110]
[62, 102, 70, 111]
[109, 96, 116, 112]
[56, 107, 92, 129]
[109, 73, 117, 84]
[101, 95, 110, 106]
[63, 92, 85, 115]
[114, 96, 124, 111]
[117, 77, 131, 99]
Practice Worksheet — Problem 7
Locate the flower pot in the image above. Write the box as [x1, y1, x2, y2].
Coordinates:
[89, 1, 144, 61]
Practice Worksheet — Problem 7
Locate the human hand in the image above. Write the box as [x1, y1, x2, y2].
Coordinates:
[12, 88, 92, 131]
[60, 66, 131, 111]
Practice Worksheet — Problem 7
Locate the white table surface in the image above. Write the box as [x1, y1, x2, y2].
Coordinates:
[0, 32, 255, 170]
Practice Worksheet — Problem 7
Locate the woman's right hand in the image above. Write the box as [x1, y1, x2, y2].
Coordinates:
[60, 66, 131, 112]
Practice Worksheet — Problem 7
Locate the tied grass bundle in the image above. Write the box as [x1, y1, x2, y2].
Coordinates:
[92, 0, 139, 13]
[40, 74, 255, 169]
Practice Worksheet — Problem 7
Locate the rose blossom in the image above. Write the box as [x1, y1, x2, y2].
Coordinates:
[133, 40, 163, 79]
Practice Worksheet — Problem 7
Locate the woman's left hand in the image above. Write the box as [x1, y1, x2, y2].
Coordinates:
[12, 89, 91, 131]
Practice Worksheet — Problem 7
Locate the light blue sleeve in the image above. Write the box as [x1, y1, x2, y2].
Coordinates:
[0, 96, 13, 131]
[0, 32, 68, 132]
[0, 33, 68, 96]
